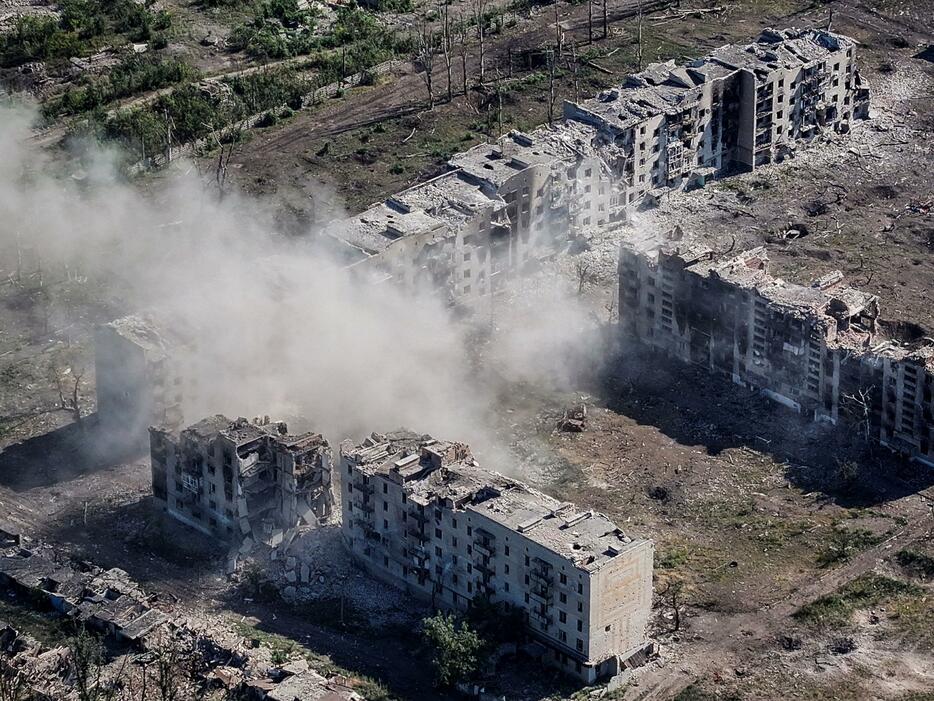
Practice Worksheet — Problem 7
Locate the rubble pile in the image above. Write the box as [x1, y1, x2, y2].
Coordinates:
[0, 532, 360, 700]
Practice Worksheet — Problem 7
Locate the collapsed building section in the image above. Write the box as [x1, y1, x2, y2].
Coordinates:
[0, 544, 169, 648]
[618, 228, 934, 466]
[0, 537, 361, 700]
[327, 121, 619, 304]
[325, 28, 869, 303]
[339, 430, 654, 683]
[567, 27, 870, 188]
[94, 313, 185, 436]
[150, 415, 333, 543]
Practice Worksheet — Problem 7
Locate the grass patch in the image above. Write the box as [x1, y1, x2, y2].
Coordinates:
[794, 573, 921, 628]
[657, 547, 689, 570]
[0, 594, 76, 647]
[816, 527, 884, 568]
[896, 549, 934, 579]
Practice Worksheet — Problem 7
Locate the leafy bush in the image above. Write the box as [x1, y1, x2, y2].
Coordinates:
[227, 0, 317, 58]
[101, 67, 309, 159]
[896, 549, 934, 579]
[367, 0, 413, 11]
[421, 612, 486, 687]
[45, 55, 199, 117]
[0, 0, 172, 67]
[0, 16, 84, 67]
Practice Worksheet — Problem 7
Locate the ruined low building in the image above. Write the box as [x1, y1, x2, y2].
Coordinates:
[0, 546, 170, 648]
[618, 228, 934, 466]
[150, 416, 333, 543]
[339, 430, 654, 683]
[94, 313, 185, 436]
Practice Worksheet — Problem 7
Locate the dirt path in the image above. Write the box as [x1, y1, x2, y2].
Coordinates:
[232, 0, 675, 168]
[626, 499, 934, 700]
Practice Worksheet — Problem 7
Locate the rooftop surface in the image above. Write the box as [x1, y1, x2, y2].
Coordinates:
[172, 415, 328, 453]
[342, 431, 647, 572]
[569, 27, 854, 132]
[625, 229, 934, 364]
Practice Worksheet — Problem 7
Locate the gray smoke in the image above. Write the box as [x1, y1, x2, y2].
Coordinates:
[0, 103, 609, 466]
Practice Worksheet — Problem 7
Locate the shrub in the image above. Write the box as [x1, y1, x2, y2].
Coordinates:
[46, 56, 199, 117]
[421, 612, 486, 688]
[896, 549, 934, 579]
[256, 110, 278, 127]
[0, 0, 172, 68]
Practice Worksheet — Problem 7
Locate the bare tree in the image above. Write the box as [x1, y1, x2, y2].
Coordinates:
[489, 64, 504, 134]
[567, 43, 580, 102]
[414, 18, 438, 108]
[841, 386, 874, 441]
[69, 630, 119, 701]
[472, 0, 487, 85]
[661, 580, 684, 632]
[605, 290, 617, 324]
[547, 48, 557, 126]
[438, 0, 455, 102]
[575, 259, 593, 295]
[458, 21, 469, 97]
[637, 0, 644, 70]
[553, 0, 562, 58]
[49, 349, 86, 428]
[210, 123, 243, 201]
[587, 0, 594, 44]
[602, 0, 608, 39]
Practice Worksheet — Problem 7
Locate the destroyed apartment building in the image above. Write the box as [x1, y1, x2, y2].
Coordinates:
[95, 312, 186, 436]
[326, 120, 620, 303]
[150, 415, 333, 544]
[325, 28, 869, 304]
[618, 228, 934, 466]
[567, 27, 869, 187]
[339, 430, 654, 682]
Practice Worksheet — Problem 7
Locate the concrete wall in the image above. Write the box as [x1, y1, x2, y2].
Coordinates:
[339, 454, 653, 683]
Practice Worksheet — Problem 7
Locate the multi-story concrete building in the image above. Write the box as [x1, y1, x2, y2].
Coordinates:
[325, 28, 869, 304]
[327, 122, 618, 304]
[566, 27, 870, 200]
[95, 313, 185, 437]
[150, 415, 333, 542]
[339, 430, 654, 682]
[617, 228, 934, 465]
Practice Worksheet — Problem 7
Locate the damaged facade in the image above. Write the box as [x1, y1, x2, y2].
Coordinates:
[326, 28, 869, 304]
[327, 121, 619, 304]
[94, 313, 185, 435]
[339, 430, 654, 683]
[566, 27, 870, 189]
[149, 415, 333, 543]
[618, 228, 934, 466]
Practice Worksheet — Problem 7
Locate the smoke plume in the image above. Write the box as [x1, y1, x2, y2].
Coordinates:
[0, 103, 609, 465]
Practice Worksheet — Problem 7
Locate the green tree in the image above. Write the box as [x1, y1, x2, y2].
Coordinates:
[421, 612, 486, 688]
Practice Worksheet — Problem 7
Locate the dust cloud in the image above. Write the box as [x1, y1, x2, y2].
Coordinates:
[0, 103, 610, 463]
